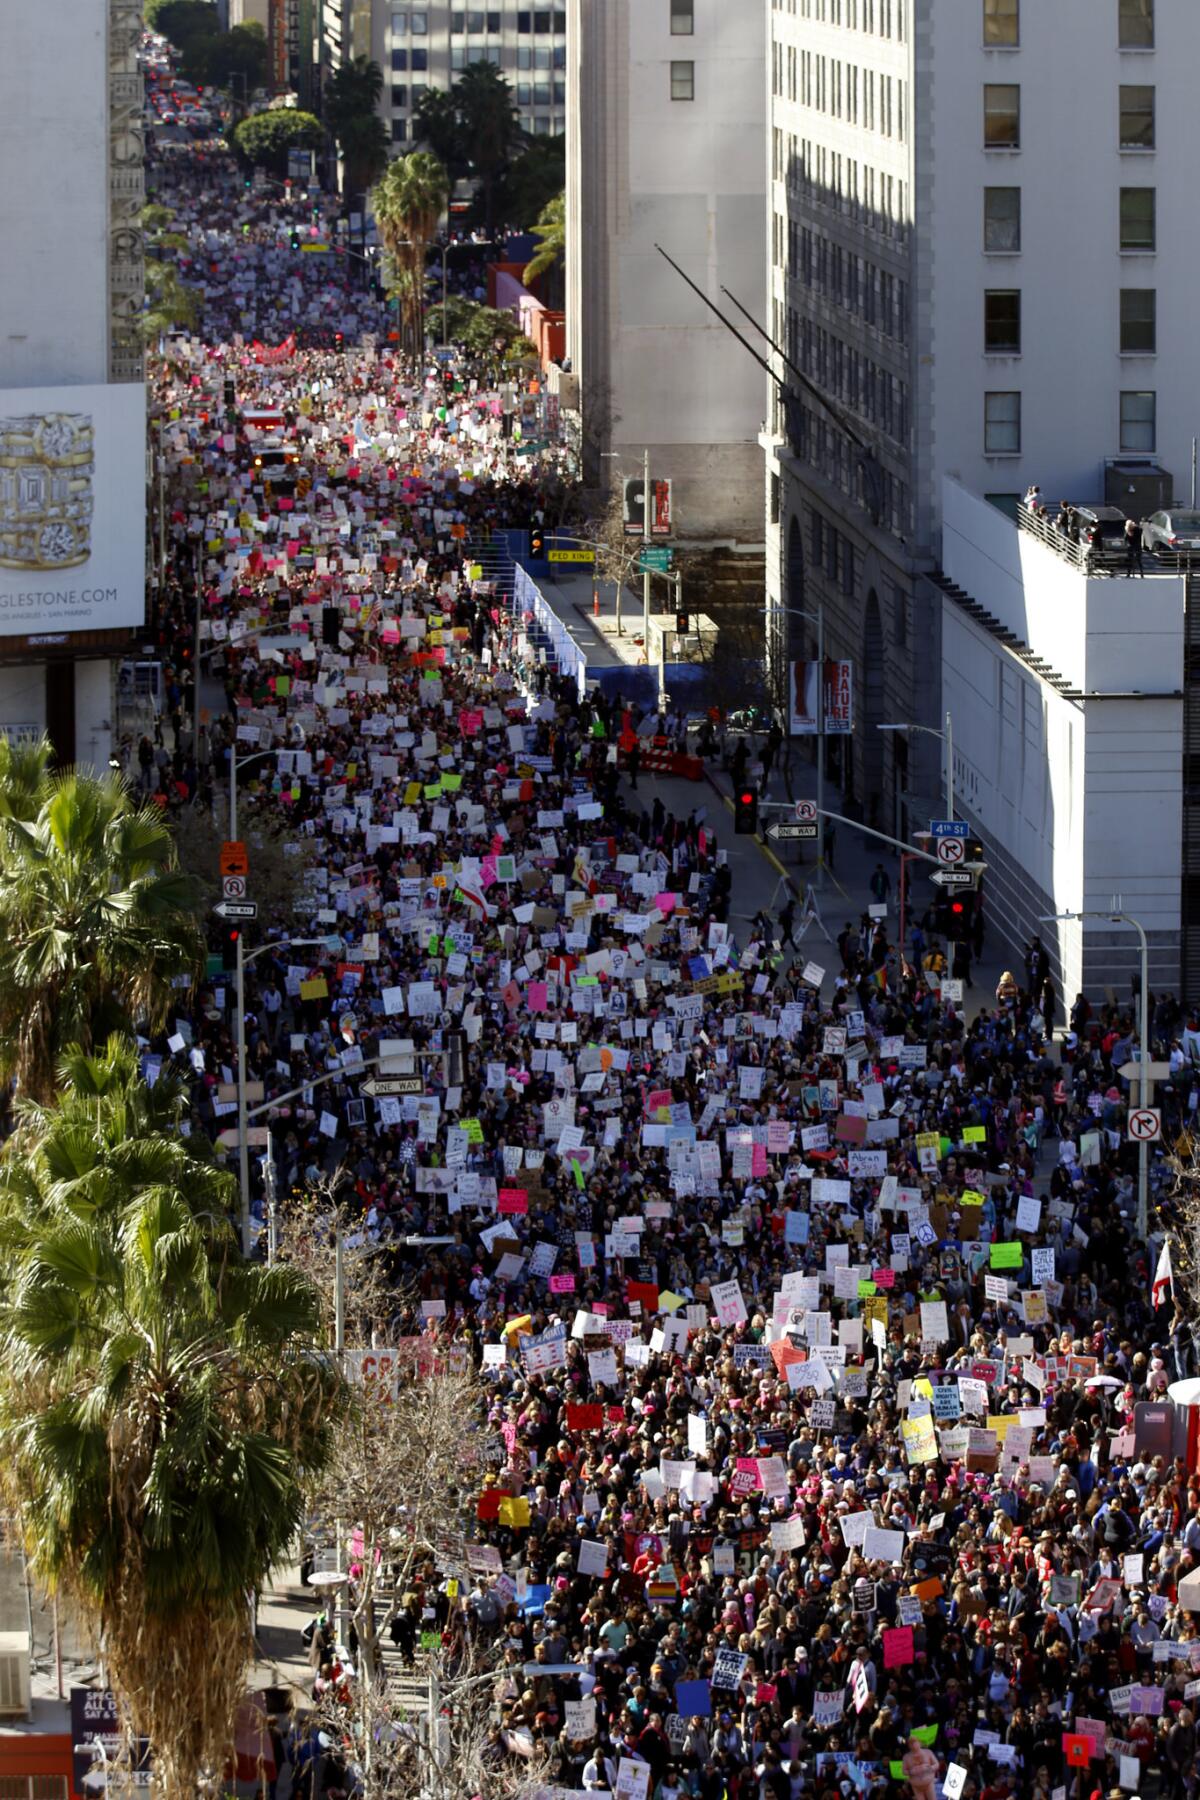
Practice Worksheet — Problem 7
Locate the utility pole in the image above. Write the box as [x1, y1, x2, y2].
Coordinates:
[944, 709, 955, 823]
[192, 541, 203, 758]
[235, 928, 250, 1256]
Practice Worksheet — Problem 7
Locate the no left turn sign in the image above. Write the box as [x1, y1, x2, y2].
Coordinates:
[1128, 1107, 1161, 1142]
[937, 837, 965, 865]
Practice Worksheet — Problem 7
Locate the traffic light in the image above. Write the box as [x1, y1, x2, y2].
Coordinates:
[530, 526, 545, 558]
[675, 610, 690, 635]
[735, 788, 758, 835]
[222, 926, 240, 971]
[290, 229, 301, 250]
[322, 605, 341, 647]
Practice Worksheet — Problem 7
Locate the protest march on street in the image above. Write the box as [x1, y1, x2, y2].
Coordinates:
[138, 109, 1200, 1800]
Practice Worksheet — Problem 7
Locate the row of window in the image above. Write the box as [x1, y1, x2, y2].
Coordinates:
[390, 5, 566, 31]
[781, 299, 910, 448]
[391, 43, 565, 69]
[391, 77, 563, 106]
[791, 407, 911, 535]
[984, 0, 1153, 50]
[985, 83, 1156, 149]
[793, 140, 908, 243]
[985, 390, 1156, 454]
[390, 115, 560, 140]
[785, 222, 910, 347]
[983, 185, 1156, 253]
[794, 0, 907, 38]
[982, 288, 1156, 356]
[798, 50, 906, 140]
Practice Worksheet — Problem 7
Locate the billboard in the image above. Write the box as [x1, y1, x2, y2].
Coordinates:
[789, 660, 854, 736]
[0, 383, 145, 638]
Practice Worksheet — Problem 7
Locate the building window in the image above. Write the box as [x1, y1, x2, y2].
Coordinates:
[533, 44, 551, 66]
[1120, 288, 1156, 352]
[467, 8, 485, 26]
[671, 0, 694, 31]
[451, 45, 466, 67]
[1120, 84, 1155, 147]
[488, 9, 501, 28]
[1119, 186, 1155, 250]
[984, 289, 1021, 353]
[984, 83, 1020, 147]
[534, 114, 551, 134]
[391, 118, 407, 142]
[534, 80, 550, 104]
[1119, 0, 1154, 47]
[391, 84, 407, 106]
[517, 8, 531, 28]
[410, 47, 427, 69]
[390, 47, 407, 68]
[984, 186, 1021, 251]
[517, 44, 531, 66]
[984, 391, 1021, 453]
[1120, 390, 1156, 450]
[534, 7, 551, 28]
[983, 0, 1018, 46]
[671, 60, 695, 100]
[450, 8, 464, 28]
[410, 8, 427, 30]
[517, 80, 531, 104]
[391, 9, 408, 31]
[554, 8, 566, 27]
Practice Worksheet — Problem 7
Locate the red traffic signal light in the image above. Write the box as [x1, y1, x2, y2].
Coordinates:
[222, 925, 240, 972]
[675, 610, 690, 635]
[735, 789, 758, 835]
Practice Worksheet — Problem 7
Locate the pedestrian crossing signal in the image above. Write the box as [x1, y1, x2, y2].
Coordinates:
[675, 611, 690, 635]
[735, 789, 758, 835]
[530, 527, 545, 558]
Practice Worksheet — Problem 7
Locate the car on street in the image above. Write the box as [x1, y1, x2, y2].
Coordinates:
[1141, 509, 1200, 557]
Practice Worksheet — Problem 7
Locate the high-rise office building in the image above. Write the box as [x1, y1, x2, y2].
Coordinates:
[565, 0, 767, 540]
[320, 3, 568, 145]
[0, 0, 146, 769]
[764, 0, 1193, 831]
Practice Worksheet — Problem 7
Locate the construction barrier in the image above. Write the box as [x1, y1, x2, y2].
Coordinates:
[617, 741, 704, 782]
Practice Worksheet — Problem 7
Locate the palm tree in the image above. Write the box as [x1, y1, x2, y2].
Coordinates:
[323, 55, 388, 199]
[0, 1038, 342, 1800]
[0, 733, 52, 823]
[371, 151, 449, 355]
[451, 61, 527, 238]
[523, 189, 565, 289]
[0, 772, 204, 1103]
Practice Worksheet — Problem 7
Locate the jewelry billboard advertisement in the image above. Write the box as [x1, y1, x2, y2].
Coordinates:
[0, 382, 145, 636]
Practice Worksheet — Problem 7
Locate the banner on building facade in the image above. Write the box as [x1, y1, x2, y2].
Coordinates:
[789, 659, 854, 736]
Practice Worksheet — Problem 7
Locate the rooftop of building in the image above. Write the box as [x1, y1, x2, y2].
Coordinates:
[1017, 498, 1191, 579]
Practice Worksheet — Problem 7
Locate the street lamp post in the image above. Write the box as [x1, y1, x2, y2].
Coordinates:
[879, 710, 955, 823]
[763, 602, 825, 887]
[227, 747, 277, 1253]
[1040, 907, 1151, 1237]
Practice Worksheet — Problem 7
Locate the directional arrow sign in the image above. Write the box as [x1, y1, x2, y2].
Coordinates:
[214, 899, 258, 920]
[361, 1075, 424, 1097]
[1118, 1060, 1171, 1084]
[930, 869, 974, 888]
[767, 822, 818, 842]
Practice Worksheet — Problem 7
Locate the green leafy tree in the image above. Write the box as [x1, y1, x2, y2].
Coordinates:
[0, 1037, 342, 1800]
[0, 735, 52, 825]
[194, 20, 267, 91]
[0, 772, 204, 1103]
[523, 189, 565, 290]
[146, 0, 218, 52]
[372, 151, 449, 355]
[229, 108, 325, 178]
[323, 55, 388, 195]
[143, 261, 201, 341]
[502, 136, 564, 231]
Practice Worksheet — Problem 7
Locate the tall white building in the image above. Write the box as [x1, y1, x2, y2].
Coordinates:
[764, 0, 1196, 834]
[564, 0, 767, 541]
[320, 3, 568, 145]
[0, 0, 146, 771]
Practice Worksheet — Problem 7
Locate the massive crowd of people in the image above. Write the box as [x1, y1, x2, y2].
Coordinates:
[142, 85, 1200, 1800]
